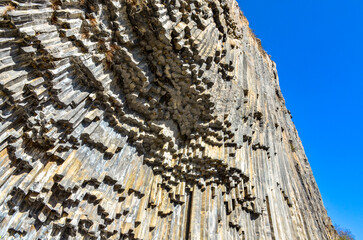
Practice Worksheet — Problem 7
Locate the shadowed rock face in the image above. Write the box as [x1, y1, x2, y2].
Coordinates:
[0, 0, 337, 239]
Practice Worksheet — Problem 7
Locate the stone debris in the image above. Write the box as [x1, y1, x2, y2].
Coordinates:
[0, 0, 337, 239]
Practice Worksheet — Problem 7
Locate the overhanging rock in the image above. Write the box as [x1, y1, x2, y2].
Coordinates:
[0, 0, 337, 239]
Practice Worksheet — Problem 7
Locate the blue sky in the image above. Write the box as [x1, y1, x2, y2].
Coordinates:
[237, 0, 363, 238]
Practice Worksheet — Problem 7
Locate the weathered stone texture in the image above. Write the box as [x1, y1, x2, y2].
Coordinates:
[0, 0, 337, 239]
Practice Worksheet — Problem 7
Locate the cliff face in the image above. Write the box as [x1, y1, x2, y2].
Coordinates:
[0, 0, 336, 239]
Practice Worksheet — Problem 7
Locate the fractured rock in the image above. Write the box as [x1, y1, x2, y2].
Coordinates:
[0, 0, 337, 239]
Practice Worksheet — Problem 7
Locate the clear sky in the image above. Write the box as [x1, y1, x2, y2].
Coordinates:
[237, 0, 363, 239]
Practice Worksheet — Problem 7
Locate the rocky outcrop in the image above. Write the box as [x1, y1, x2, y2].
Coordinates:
[0, 0, 336, 239]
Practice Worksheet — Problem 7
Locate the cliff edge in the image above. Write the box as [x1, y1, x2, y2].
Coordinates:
[0, 0, 337, 239]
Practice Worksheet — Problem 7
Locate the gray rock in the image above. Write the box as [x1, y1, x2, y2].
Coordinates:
[0, 0, 337, 239]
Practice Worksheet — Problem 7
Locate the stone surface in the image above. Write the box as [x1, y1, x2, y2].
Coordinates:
[0, 0, 337, 239]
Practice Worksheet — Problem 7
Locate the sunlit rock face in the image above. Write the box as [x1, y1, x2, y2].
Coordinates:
[0, 0, 337, 239]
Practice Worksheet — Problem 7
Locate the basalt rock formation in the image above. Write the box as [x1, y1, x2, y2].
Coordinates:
[0, 0, 336, 239]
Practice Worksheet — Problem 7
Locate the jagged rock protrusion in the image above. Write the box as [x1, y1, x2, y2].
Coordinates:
[0, 0, 337, 239]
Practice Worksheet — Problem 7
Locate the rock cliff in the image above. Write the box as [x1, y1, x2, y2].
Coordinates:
[0, 0, 337, 239]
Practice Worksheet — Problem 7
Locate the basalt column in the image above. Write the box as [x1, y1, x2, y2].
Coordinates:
[0, 0, 337, 239]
